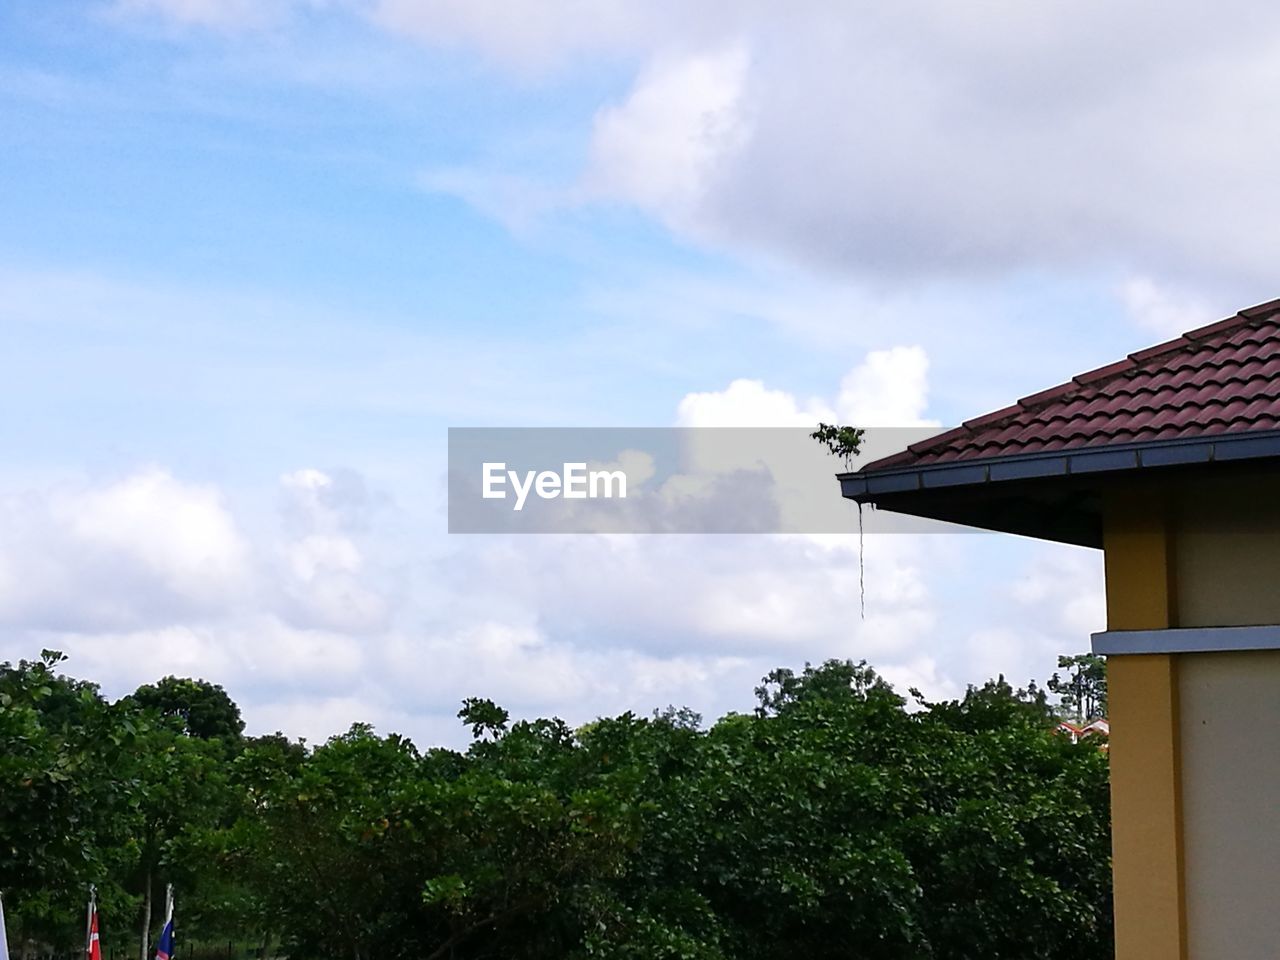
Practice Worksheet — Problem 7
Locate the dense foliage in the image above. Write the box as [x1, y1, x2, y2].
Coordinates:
[1047, 654, 1108, 723]
[0, 653, 1112, 960]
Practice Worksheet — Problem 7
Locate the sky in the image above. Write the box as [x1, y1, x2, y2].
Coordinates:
[1, 0, 1277, 746]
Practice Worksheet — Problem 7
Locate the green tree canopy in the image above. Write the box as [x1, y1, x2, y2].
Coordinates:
[1, 654, 1113, 960]
[1047, 654, 1108, 723]
[124, 676, 245, 741]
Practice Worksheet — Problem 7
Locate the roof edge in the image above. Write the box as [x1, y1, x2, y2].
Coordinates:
[859, 297, 1280, 473]
[839, 426, 1280, 500]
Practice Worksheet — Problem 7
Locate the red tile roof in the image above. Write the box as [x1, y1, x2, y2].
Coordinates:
[864, 298, 1280, 473]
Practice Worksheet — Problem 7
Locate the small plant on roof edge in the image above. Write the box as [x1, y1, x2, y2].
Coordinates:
[810, 423, 865, 470]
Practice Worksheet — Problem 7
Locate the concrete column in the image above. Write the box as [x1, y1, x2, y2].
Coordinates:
[1103, 493, 1186, 960]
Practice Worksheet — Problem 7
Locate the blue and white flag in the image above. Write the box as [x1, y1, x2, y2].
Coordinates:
[154, 917, 174, 960]
[154, 889, 174, 960]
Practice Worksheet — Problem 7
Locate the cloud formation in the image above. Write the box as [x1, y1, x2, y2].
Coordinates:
[0, 347, 984, 747]
[584, 44, 752, 230]
[30, 4, 1131, 746]
[0, 469, 247, 630]
[369, 2, 1280, 302]
[116, 0, 1280, 298]
[677, 345, 938, 429]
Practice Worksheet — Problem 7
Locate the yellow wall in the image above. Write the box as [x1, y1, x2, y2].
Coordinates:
[1174, 480, 1280, 627]
[1180, 651, 1280, 959]
[1104, 492, 1186, 960]
[1105, 478, 1280, 960]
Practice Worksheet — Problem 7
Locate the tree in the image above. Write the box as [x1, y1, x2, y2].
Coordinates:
[1047, 654, 1108, 723]
[223, 660, 1111, 960]
[754, 658, 899, 715]
[2, 653, 1114, 960]
[115, 707, 237, 960]
[457, 698, 509, 740]
[125, 677, 245, 742]
[117, 677, 243, 959]
[0, 652, 141, 950]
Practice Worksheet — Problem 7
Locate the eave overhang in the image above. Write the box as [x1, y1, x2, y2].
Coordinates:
[838, 428, 1280, 548]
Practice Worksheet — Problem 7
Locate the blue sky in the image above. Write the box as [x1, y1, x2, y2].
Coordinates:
[1, 0, 1275, 744]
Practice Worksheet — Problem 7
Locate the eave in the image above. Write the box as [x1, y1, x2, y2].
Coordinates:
[838, 427, 1280, 548]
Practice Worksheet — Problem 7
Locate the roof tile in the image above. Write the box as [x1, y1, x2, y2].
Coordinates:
[1238, 298, 1280, 319]
[1073, 358, 1137, 385]
[962, 404, 1023, 430]
[1017, 381, 1080, 407]
[1129, 337, 1192, 363]
[1185, 314, 1249, 341]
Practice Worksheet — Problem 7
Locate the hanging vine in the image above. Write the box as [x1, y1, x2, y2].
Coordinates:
[811, 423, 868, 619]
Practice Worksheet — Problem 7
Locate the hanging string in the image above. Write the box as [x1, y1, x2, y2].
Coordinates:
[857, 500, 865, 620]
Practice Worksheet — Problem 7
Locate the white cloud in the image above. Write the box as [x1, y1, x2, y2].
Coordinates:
[55, 468, 249, 603]
[0, 459, 1097, 750]
[677, 378, 833, 428]
[420, 43, 755, 244]
[279, 468, 373, 536]
[1119, 276, 1217, 337]
[339, 2, 1280, 291]
[0, 463, 412, 739]
[436, 531, 935, 666]
[108, 0, 1280, 287]
[0, 469, 249, 630]
[960, 543, 1105, 688]
[273, 469, 396, 634]
[621, 5, 1280, 288]
[0, 463, 393, 662]
[678, 345, 938, 429]
[584, 44, 751, 230]
[285, 534, 361, 581]
[1009, 546, 1106, 641]
[835, 346, 937, 427]
[685, 536, 932, 656]
[666, 349, 941, 533]
[50, 616, 367, 701]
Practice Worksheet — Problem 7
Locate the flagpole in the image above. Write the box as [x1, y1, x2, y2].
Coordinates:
[85, 885, 96, 958]
[1, 889, 10, 960]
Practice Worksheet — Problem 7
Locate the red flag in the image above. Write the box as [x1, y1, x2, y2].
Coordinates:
[86, 907, 102, 960]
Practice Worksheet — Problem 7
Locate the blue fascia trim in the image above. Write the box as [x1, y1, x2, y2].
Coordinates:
[837, 428, 1280, 501]
[1092, 625, 1280, 655]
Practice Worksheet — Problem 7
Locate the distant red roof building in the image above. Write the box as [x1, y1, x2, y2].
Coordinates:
[1056, 719, 1110, 752]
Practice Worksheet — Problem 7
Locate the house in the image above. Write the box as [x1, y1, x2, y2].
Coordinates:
[840, 299, 1280, 960]
[1055, 718, 1109, 746]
